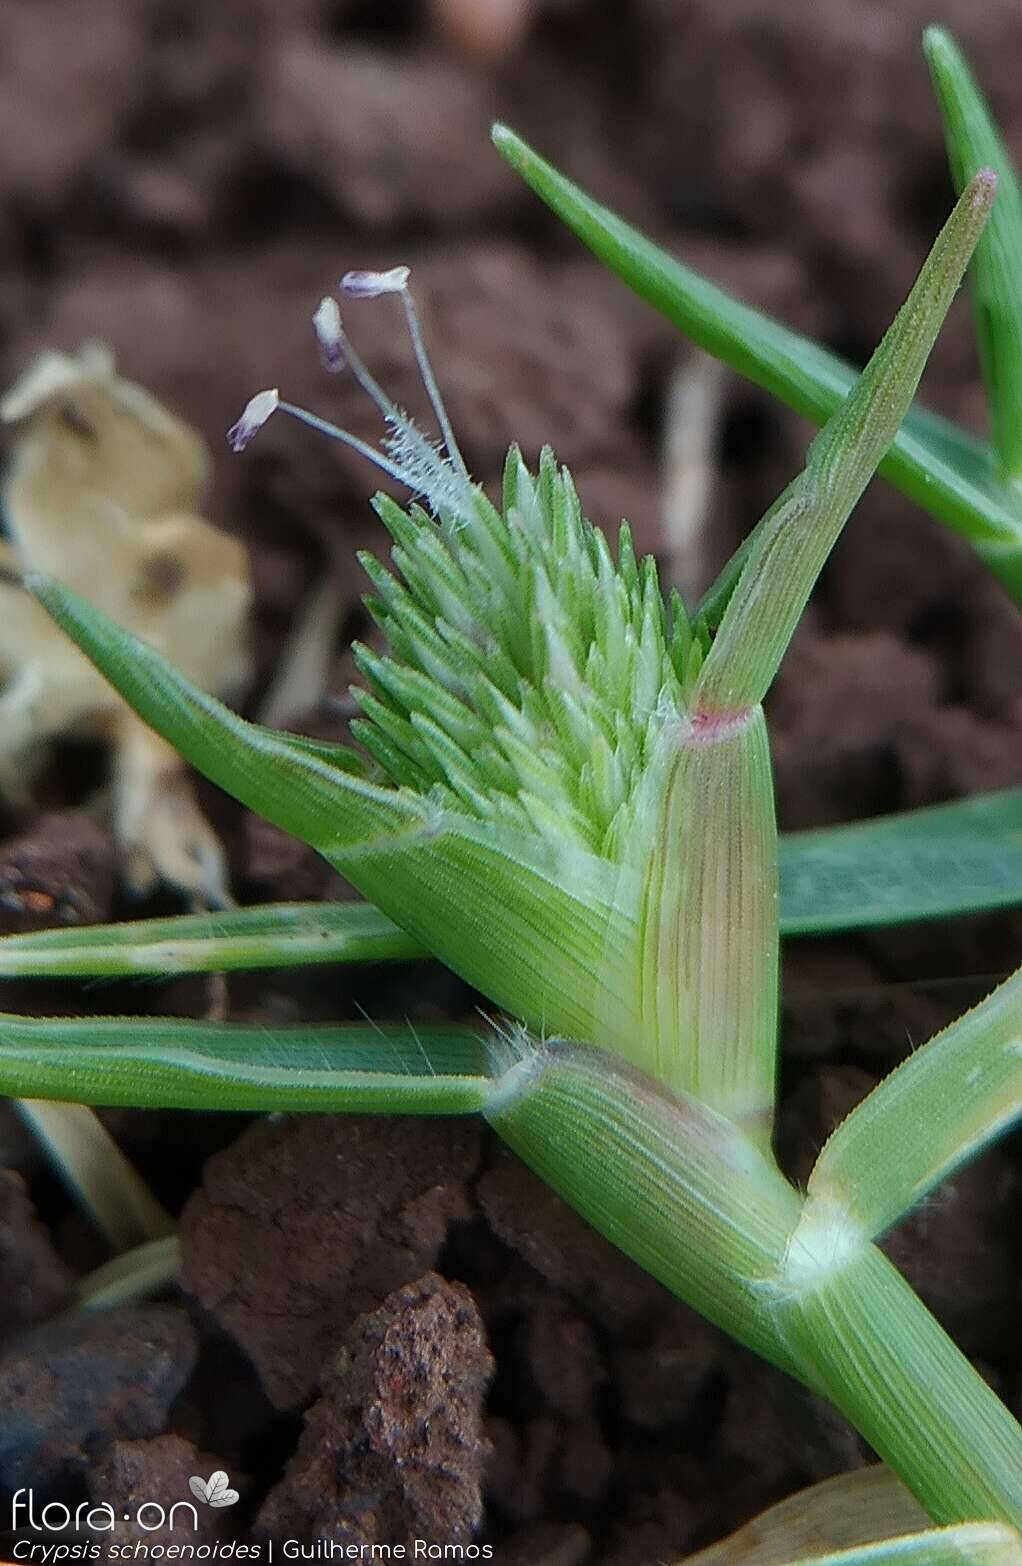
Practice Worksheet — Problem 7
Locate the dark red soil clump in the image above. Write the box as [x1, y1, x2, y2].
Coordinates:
[181, 1114, 482, 1410]
[256, 1272, 492, 1545]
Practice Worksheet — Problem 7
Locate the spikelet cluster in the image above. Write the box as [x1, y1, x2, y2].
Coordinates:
[352, 447, 704, 861]
[228, 266, 706, 860]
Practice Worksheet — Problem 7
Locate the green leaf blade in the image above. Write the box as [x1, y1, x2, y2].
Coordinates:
[6, 786, 1017, 977]
[27, 577, 638, 1060]
[0, 901, 423, 979]
[926, 27, 1022, 480]
[29, 574, 422, 856]
[492, 124, 1022, 602]
[808, 963, 1022, 1240]
[696, 169, 995, 711]
[0, 1014, 497, 1113]
[779, 789, 1022, 936]
[323, 818, 639, 1055]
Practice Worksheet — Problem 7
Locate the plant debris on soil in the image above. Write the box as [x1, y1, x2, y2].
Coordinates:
[1, 2, 1022, 1562]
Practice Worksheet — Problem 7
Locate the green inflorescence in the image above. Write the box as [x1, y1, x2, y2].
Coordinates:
[352, 446, 705, 859]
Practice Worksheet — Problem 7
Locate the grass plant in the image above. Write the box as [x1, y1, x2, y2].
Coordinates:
[0, 29, 1021, 1562]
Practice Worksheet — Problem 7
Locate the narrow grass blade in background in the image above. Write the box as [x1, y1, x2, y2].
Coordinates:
[807, 964, 1022, 1240]
[76, 1234, 183, 1310]
[778, 789, 1022, 934]
[15, 1100, 175, 1250]
[0, 900, 423, 978]
[926, 28, 1022, 481]
[491, 126, 1022, 603]
[0, 1015, 498, 1112]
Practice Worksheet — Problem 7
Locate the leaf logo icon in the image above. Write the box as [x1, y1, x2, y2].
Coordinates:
[188, 1472, 240, 1508]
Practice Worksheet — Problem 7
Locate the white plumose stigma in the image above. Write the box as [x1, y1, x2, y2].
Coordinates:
[226, 388, 279, 452]
[227, 267, 473, 519]
[340, 266, 411, 298]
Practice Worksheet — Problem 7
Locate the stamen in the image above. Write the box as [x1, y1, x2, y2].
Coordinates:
[230, 272, 477, 520]
[310, 282, 476, 515]
[276, 400, 473, 518]
[341, 263, 470, 484]
[276, 401, 415, 489]
[226, 388, 279, 452]
[321, 301, 405, 426]
[399, 287, 470, 484]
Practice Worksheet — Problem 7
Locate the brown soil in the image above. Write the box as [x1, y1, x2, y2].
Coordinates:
[1, 2, 1022, 1561]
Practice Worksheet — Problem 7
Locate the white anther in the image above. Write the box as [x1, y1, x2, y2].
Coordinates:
[226, 388, 279, 453]
[312, 297, 345, 373]
[340, 266, 411, 298]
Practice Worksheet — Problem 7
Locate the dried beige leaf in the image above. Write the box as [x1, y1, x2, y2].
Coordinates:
[0, 342, 251, 905]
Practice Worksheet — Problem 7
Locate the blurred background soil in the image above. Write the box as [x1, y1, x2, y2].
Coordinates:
[1, 1, 1022, 1561]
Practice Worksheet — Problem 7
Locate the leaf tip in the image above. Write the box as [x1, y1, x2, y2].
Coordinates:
[24, 570, 55, 600]
[970, 165, 1000, 209]
[491, 122, 526, 167]
[921, 23, 953, 60]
